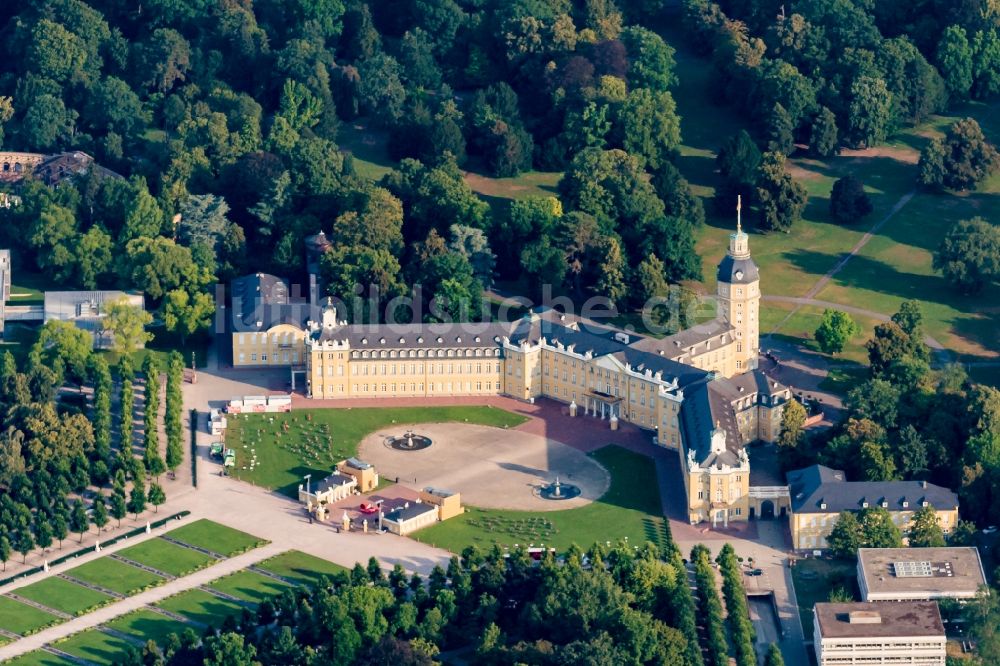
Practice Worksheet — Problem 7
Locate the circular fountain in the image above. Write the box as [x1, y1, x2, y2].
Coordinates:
[535, 476, 581, 501]
[386, 429, 433, 451]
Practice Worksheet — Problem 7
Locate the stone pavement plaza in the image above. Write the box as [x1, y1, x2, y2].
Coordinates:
[357, 422, 611, 510]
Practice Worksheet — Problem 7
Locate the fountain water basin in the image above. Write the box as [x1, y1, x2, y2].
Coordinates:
[386, 429, 433, 451]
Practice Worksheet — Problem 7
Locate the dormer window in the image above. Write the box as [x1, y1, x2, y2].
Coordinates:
[862, 501, 869, 508]
[436, 337, 443, 343]
[379, 337, 385, 344]
[361, 338, 368, 344]
[902, 500, 909, 508]
[417, 337, 424, 343]
[820, 502, 827, 510]
[881, 500, 888, 508]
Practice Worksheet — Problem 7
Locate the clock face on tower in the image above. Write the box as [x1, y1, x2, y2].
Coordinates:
[735, 270, 744, 280]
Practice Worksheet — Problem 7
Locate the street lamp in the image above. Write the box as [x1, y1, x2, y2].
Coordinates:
[376, 499, 384, 532]
[304, 474, 312, 497]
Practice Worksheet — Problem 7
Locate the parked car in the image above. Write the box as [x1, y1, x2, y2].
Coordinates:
[745, 568, 764, 577]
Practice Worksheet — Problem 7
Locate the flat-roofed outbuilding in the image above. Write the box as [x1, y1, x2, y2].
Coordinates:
[857, 547, 987, 601]
[813, 601, 946, 666]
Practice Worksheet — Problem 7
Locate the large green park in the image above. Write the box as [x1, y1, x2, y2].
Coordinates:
[338, 23, 1000, 387]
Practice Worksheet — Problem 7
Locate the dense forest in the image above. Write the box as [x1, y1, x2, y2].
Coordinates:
[1, 0, 997, 329]
[116, 540, 750, 666]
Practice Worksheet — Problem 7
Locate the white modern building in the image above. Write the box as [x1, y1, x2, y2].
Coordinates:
[858, 547, 987, 602]
[43, 290, 145, 349]
[382, 502, 438, 536]
[813, 601, 946, 666]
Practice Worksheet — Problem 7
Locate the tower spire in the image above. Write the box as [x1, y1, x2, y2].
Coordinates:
[736, 195, 742, 233]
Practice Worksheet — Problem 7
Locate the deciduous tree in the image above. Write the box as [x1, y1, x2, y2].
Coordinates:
[815, 309, 861, 354]
[829, 175, 873, 223]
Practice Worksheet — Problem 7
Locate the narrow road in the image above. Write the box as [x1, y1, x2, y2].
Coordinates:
[768, 189, 918, 347]
[804, 190, 916, 301]
[763, 294, 952, 364]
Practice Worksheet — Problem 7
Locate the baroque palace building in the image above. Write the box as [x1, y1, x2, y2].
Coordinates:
[230, 216, 792, 527]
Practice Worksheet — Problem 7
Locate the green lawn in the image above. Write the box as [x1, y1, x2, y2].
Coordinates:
[413, 445, 670, 554]
[4, 651, 78, 666]
[14, 577, 111, 616]
[105, 609, 192, 645]
[0, 596, 60, 635]
[662, 17, 1000, 363]
[116, 538, 217, 577]
[256, 550, 347, 587]
[64, 557, 164, 595]
[225, 405, 528, 497]
[207, 570, 293, 604]
[337, 120, 394, 180]
[791, 558, 857, 641]
[167, 519, 267, 557]
[56, 629, 135, 666]
[156, 589, 246, 626]
[7, 270, 46, 304]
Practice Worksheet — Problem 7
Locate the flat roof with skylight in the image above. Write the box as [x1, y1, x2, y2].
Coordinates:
[857, 547, 987, 601]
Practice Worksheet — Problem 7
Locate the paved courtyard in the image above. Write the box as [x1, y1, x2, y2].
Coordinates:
[358, 423, 611, 511]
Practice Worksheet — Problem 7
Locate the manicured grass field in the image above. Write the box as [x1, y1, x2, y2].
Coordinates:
[790, 558, 857, 641]
[167, 519, 267, 557]
[4, 651, 78, 666]
[0, 596, 60, 635]
[105, 609, 192, 645]
[56, 629, 135, 666]
[14, 577, 111, 616]
[156, 589, 246, 626]
[208, 570, 293, 604]
[760, 301, 882, 366]
[257, 550, 347, 587]
[64, 557, 164, 595]
[117, 538, 217, 577]
[413, 446, 671, 554]
[225, 405, 528, 496]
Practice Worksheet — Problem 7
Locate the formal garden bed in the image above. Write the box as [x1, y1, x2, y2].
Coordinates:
[225, 405, 527, 496]
[11, 578, 112, 617]
[164, 519, 267, 557]
[115, 538, 218, 577]
[413, 445, 670, 553]
[255, 550, 348, 588]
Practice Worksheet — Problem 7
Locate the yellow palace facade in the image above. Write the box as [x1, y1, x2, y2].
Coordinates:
[233, 219, 792, 526]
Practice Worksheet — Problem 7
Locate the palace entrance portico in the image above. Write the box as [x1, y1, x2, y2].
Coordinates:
[583, 390, 623, 420]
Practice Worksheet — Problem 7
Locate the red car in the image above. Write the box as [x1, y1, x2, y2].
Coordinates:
[358, 502, 379, 514]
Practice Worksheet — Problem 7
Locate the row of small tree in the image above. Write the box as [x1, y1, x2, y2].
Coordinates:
[691, 545, 730, 666]
[716, 544, 757, 666]
[141, 356, 165, 479]
[164, 352, 184, 477]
